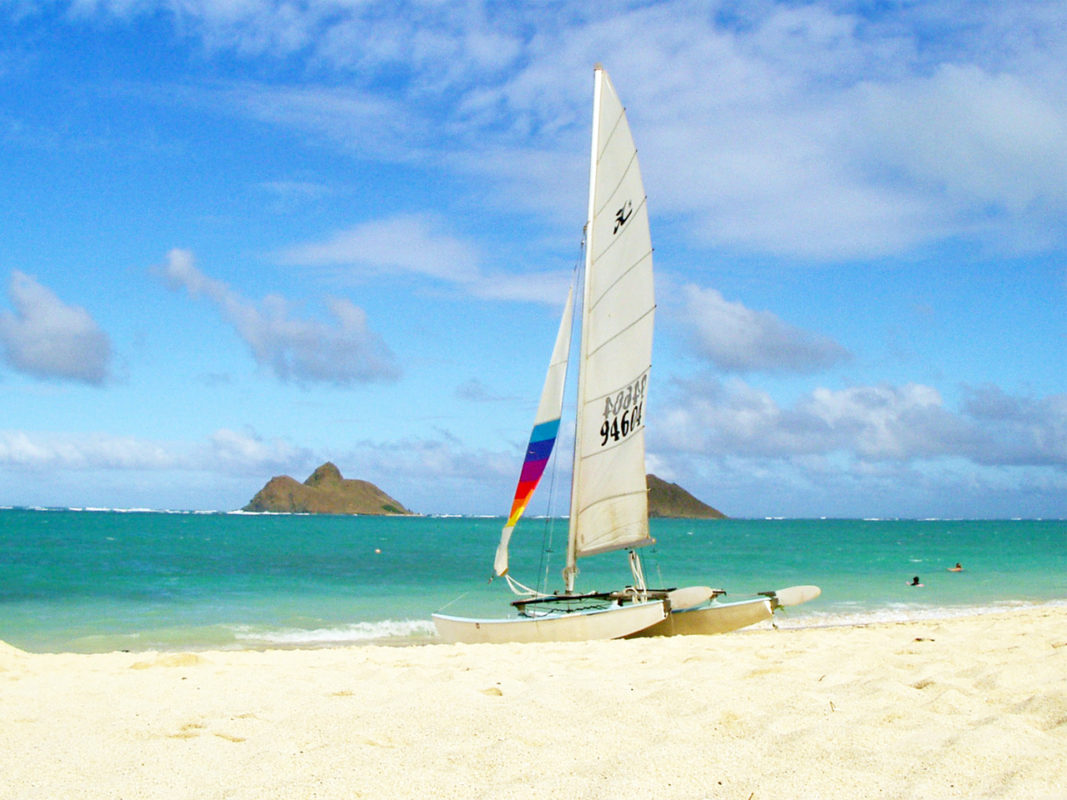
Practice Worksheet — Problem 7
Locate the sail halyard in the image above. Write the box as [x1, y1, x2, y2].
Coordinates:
[493, 284, 575, 578]
[566, 64, 656, 592]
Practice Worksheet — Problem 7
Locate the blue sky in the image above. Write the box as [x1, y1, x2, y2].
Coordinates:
[0, 0, 1064, 518]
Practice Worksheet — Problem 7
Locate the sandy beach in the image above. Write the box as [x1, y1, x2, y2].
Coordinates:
[2, 606, 1065, 800]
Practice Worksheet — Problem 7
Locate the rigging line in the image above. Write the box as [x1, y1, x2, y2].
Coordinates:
[536, 482, 558, 595]
[537, 519, 554, 596]
[536, 253, 582, 595]
[538, 402, 571, 595]
[436, 589, 475, 612]
[505, 573, 545, 597]
[649, 541, 666, 595]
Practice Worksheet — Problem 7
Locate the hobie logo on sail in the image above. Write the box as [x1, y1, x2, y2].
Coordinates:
[613, 200, 633, 234]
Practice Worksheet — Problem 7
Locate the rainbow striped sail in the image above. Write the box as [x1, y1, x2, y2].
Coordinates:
[504, 419, 561, 528]
[494, 285, 574, 576]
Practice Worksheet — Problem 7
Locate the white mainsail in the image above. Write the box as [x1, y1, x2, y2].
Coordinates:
[566, 66, 655, 586]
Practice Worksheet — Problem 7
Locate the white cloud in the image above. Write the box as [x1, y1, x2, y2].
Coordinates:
[960, 385, 1067, 467]
[38, 1, 1065, 261]
[108, 0, 525, 85]
[858, 64, 1067, 213]
[255, 179, 333, 213]
[0, 270, 113, 384]
[339, 434, 518, 514]
[454, 378, 502, 403]
[0, 426, 312, 475]
[0, 429, 177, 470]
[679, 284, 850, 373]
[63, 0, 323, 56]
[218, 82, 422, 160]
[159, 248, 400, 385]
[279, 214, 571, 304]
[802, 384, 964, 460]
[656, 446, 1067, 519]
[473, 271, 572, 304]
[646, 375, 1067, 516]
[657, 376, 1067, 470]
[206, 427, 313, 473]
[280, 214, 481, 284]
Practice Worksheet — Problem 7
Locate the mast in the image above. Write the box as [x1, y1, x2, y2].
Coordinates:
[565, 65, 604, 594]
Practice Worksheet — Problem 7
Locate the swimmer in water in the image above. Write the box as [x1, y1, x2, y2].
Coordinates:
[909, 576, 923, 587]
[948, 562, 963, 572]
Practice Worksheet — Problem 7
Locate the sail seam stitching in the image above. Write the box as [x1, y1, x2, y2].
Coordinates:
[576, 488, 650, 521]
[597, 109, 627, 167]
[588, 241, 651, 314]
[594, 150, 640, 222]
[585, 305, 654, 362]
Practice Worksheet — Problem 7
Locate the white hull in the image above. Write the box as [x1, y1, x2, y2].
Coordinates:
[628, 584, 822, 638]
[770, 584, 821, 608]
[433, 599, 668, 644]
[629, 596, 773, 637]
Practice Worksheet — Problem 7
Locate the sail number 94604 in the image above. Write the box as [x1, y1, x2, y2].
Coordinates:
[599, 373, 647, 447]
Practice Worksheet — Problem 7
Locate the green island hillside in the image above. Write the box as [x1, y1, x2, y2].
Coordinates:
[646, 474, 727, 519]
[243, 462, 412, 515]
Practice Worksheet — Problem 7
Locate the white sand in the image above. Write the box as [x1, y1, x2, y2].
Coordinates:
[1, 606, 1065, 799]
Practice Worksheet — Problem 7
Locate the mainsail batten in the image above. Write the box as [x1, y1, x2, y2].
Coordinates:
[593, 149, 641, 221]
[587, 246, 653, 313]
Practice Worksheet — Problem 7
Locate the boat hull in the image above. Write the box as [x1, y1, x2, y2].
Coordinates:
[433, 600, 668, 644]
[627, 596, 773, 637]
[770, 584, 821, 608]
[629, 583, 822, 637]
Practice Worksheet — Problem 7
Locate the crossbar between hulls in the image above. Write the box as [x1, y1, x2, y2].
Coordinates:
[509, 586, 678, 611]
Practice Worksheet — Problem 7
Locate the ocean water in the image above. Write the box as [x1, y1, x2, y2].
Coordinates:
[0, 508, 1063, 653]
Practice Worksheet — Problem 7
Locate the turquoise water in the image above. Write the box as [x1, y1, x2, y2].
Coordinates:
[1, 509, 1063, 653]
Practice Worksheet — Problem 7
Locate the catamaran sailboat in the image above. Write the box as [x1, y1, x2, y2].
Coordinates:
[433, 65, 818, 644]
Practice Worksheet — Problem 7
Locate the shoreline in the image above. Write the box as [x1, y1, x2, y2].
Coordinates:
[5, 597, 1066, 656]
[7, 597, 1066, 656]
[2, 606, 1065, 798]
